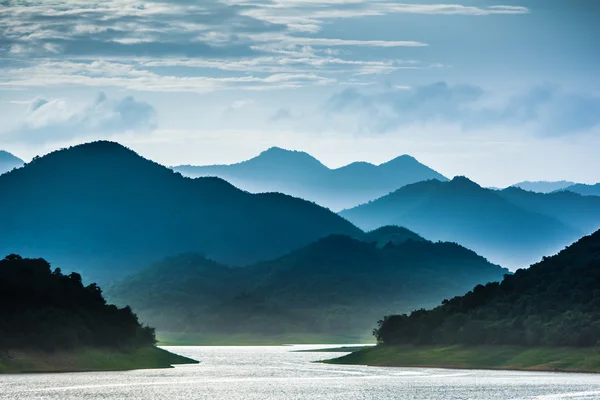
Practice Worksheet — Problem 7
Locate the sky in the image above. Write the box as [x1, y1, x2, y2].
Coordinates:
[1, 0, 599, 187]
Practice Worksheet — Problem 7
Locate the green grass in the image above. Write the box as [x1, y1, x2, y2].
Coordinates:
[324, 345, 600, 373]
[0, 346, 199, 374]
[157, 331, 374, 346]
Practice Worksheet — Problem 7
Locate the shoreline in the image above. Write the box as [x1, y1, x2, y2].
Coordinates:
[323, 345, 600, 374]
[0, 346, 199, 374]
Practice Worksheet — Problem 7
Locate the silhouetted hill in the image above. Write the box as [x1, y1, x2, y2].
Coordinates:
[0, 141, 361, 282]
[0, 254, 155, 351]
[375, 229, 600, 347]
[340, 177, 582, 269]
[107, 233, 508, 340]
[562, 183, 600, 197]
[0, 150, 24, 175]
[498, 187, 600, 233]
[511, 180, 575, 193]
[173, 148, 447, 210]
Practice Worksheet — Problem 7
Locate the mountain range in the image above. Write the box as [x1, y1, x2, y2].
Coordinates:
[0, 141, 360, 282]
[106, 226, 509, 341]
[173, 147, 448, 211]
[0, 150, 24, 175]
[340, 177, 600, 269]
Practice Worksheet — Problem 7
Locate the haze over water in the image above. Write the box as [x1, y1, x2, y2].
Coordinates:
[2, 346, 599, 400]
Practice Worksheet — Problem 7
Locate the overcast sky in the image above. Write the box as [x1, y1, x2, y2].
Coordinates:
[1, 0, 599, 186]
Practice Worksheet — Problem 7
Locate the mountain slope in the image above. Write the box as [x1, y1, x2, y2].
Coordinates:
[374, 229, 600, 347]
[0, 150, 24, 175]
[498, 187, 600, 233]
[173, 148, 447, 210]
[511, 180, 575, 193]
[563, 183, 600, 197]
[107, 231, 508, 341]
[0, 141, 361, 282]
[340, 177, 582, 269]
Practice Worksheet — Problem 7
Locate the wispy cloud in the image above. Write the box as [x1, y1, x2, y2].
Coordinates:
[0, 1, 526, 93]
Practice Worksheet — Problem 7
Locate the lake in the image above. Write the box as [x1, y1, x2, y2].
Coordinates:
[1, 345, 600, 399]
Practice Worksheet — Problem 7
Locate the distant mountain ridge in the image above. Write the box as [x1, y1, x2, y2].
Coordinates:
[561, 183, 600, 197]
[173, 147, 448, 210]
[0, 150, 24, 175]
[0, 141, 361, 282]
[340, 177, 596, 269]
[107, 227, 508, 341]
[511, 180, 576, 193]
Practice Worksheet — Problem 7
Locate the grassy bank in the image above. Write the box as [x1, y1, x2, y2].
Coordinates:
[0, 346, 199, 374]
[325, 345, 600, 373]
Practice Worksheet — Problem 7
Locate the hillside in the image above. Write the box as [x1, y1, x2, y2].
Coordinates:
[173, 147, 447, 211]
[340, 177, 583, 269]
[498, 187, 600, 233]
[563, 183, 600, 197]
[0, 141, 361, 282]
[0, 150, 24, 175]
[106, 230, 508, 342]
[372, 229, 600, 347]
[0, 254, 197, 373]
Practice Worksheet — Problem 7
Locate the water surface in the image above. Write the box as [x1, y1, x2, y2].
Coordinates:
[1, 345, 599, 399]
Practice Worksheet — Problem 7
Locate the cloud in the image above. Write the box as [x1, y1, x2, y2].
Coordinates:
[323, 82, 600, 135]
[0, 1, 524, 93]
[4, 92, 158, 143]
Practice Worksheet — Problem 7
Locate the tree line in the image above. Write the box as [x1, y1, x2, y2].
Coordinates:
[374, 230, 600, 347]
[0, 254, 155, 350]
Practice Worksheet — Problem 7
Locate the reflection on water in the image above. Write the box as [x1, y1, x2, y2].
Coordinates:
[1, 345, 600, 400]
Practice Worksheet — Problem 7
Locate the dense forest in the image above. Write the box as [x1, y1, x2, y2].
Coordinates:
[0, 255, 155, 350]
[107, 227, 508, 340]
[374, 229, 600, 347]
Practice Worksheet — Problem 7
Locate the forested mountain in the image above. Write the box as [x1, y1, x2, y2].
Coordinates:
[340, 177, 583, 269]
[375, 229, 600, 347]
[0, 254, 155, 350]
[511, 181, 575, 193]
[173, 147, 447, 211]
[563, 183, 600, 197]
[0, 141, 360, 282]
[0, 150, 24, 175]
[106, 230, 508, 340]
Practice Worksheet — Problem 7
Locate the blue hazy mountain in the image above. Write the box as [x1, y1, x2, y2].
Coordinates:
[340, 177, 584, 269]
[562, 183, 600, 197]
[0, 150, 24, 175]
[497, 187, 600, 233]
[107, 230, 508, 340]
[173, 147, 448, 211]
[0, 141, 361, 282]
[511, 180, 576, 193]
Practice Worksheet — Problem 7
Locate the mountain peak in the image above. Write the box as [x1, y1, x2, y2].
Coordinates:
[379, 154, 418, 167]
[251, 147, 325, 169]
[449, 176, 482, 189]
